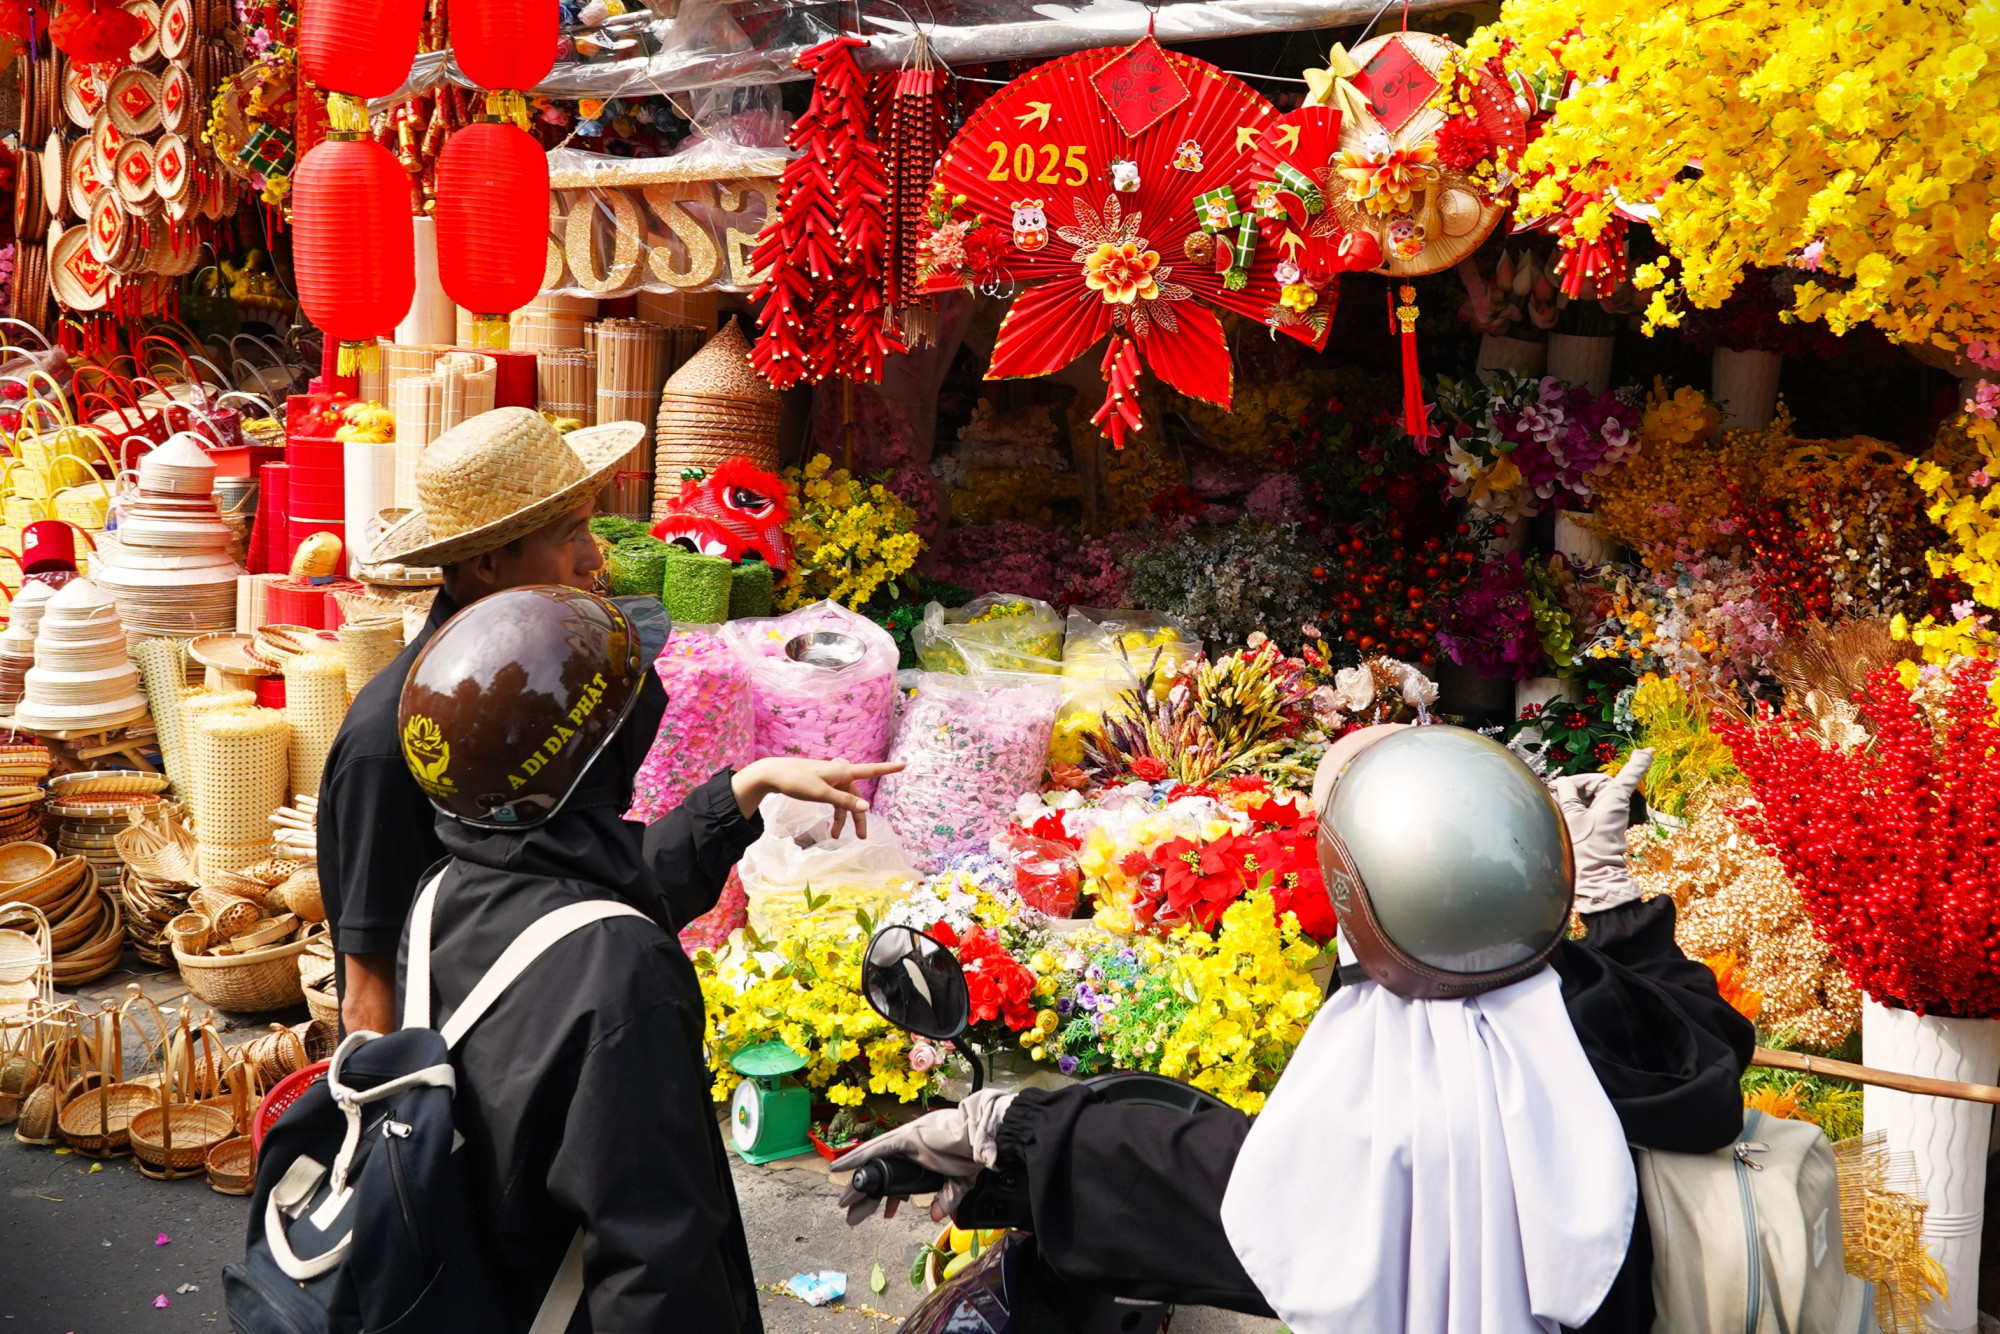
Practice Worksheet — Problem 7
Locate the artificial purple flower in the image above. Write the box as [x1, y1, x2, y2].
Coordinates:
[1057, 1055, 1079, 1075]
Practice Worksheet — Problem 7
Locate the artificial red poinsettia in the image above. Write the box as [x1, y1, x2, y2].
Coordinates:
[959, 927, 1037, 1030]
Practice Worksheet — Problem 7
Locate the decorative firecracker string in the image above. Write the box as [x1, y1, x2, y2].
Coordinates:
[750, 35, 905, 389]
[878, 34, 945, 345]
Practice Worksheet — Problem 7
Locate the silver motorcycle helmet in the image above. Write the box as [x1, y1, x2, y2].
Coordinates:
[1316, 725, 1574, 999]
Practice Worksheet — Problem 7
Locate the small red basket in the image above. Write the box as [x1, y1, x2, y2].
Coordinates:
[253, 1059, 329, 1150]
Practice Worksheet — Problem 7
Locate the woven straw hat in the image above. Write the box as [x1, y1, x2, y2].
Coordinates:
[371, 408, 643, 568]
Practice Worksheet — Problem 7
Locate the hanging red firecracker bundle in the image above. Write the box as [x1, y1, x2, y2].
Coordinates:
[433, 109, 548, 347]
[49, 0, 142, 65]
[877, 34, 945, 346]
[750, 34, 904, 389]
[299, 0, 425, 99]
[291, 96, 416, 374]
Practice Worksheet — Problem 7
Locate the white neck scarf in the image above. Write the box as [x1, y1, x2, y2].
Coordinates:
[1220, 965, 1636, 1334]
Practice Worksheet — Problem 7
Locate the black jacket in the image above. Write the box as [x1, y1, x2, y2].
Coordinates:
[983, 897, 1752, 1327]
[398, 734, 763, 1334]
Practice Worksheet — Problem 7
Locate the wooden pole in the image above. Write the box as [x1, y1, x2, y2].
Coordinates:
[1752, 1045, 2000, 1106]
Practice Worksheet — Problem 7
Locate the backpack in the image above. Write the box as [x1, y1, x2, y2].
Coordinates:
[224, 870, 650, 1334]
[1636, 1108, 1876, 1334]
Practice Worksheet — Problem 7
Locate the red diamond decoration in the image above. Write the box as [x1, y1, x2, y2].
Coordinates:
[164, 81, 182, 113]
[165, 7, 185, 39]
[65, 246, 111, 296]
[123, 155, 146, 185]
[159, 147, 181, 180]
[117, 83, 155, 118]
[1351, 36, 1439, 134]
[1090, 36, 1190, 139]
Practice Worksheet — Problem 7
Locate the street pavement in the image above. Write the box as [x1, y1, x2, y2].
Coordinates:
[0, 1091, 1278, 1334]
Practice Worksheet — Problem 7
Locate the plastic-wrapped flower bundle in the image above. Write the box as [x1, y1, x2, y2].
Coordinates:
[911, 594, 1064, 674]
[877, 672, 1061, 872]
[626, 628, 755, 824]
[721, 600, 899, 798]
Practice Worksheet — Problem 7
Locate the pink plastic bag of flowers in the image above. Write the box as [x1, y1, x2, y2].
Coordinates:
[625, 628, 756, 824]
[721, 601, 900, 798]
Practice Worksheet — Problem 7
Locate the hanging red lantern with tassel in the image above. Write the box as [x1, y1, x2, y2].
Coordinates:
[50, 0, 142, 65]
[292, 98, 414, 374]
[433, 117, 547, 348]
[300, 0, 424, 99]
[450, 0, 555, 93]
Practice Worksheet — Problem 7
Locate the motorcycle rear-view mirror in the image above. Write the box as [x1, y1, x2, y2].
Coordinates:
[862, 926, 970, 1042]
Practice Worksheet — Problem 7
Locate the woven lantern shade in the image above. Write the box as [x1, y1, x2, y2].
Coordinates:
[434, 122, 549, 350]
[452, 0, 555, 93]
[292, 137, 416, 375]
[300, 0, 425, 99]
[651, 319, 781, 518]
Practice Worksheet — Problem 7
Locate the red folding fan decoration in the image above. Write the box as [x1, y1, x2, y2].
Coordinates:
[922, 40, 1337, 447]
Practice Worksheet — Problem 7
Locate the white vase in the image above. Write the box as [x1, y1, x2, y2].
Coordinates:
[1514, 675, 1579, 719]
[1861, 998, 2000, 1330]
[1476, 334, 1547, 384]
[1554, 511, 1617, 568]
[1545, 333, 1615, 394]
[1711, 348, 1783, 430]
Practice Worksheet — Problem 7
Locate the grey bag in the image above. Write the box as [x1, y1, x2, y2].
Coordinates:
[1636, 1109, 1876, 1333]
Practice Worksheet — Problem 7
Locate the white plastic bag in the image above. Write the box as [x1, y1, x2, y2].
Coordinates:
[738, 794, 919, 938]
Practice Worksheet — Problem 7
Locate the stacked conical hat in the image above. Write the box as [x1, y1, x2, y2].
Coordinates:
[93, 432, 243, 644]
[15, 579, 148, 731]
[651, 319, 781, 519]
[0, 581, 56, 713]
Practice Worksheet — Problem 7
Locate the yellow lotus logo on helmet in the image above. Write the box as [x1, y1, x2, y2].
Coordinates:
[402, 714, 455, 794]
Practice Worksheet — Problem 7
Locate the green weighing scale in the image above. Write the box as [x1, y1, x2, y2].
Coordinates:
[727, 1041, 813, 1164]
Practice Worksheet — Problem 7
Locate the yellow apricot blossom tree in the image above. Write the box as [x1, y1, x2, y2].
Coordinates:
[1469, 0, 2000, 351]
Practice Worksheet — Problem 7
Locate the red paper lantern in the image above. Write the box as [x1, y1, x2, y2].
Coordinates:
[292, 137, 415, 374]
[451, 0, 555, 92]
[433, 121, 548, 348]
[300, 0, 424, 99]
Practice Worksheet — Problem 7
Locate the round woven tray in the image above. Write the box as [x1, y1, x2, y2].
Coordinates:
[58, 1081, 153, 1156]
[206, 1132, 255, 1194]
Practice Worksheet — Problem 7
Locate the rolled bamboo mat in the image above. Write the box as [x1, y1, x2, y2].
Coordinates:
[134, 638, 195, 798]
[283, 652, 348, 798]
[636, 288, 718, 329]
[392, 352, 498, 505]
[511, 293, 596, 352]
[537, 349, 596, 425]
[337, 618, 403, 698]
[184, 694, 285, 876]
[236, 574, 285, 632]
[593, 320, 672, 441]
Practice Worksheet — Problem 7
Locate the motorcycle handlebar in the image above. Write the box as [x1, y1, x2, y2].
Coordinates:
[849, 1156, 949, 1199]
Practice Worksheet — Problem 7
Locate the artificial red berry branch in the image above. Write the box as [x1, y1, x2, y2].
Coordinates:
[750, 35, 904, 388]
[1718, 660, 2000, 1017]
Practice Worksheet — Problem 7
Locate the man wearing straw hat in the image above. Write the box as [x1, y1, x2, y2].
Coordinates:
[322, 406, 882, 1035]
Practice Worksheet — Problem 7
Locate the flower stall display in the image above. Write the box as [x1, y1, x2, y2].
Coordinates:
[1899, 409, 2000, 663]
[1721, 660, 2000, 1326]
[1306, 653, 1438, 736]
[1435, 370, 1642, 521]
[779, 454, 926, 612]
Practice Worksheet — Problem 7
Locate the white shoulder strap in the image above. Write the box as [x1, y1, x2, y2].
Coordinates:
[401, 868, 449, 1031]
[437, 899, 650, 1050]
[530, 1230, 587, 1334]
[399, 867, 648, 1334]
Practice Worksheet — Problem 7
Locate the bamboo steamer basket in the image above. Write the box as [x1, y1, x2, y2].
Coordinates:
[650, 320, 781, 513]
[172, 933, 309, 1012]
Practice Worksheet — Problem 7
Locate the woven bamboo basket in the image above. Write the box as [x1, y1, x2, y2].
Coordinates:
[165, 909, 211, 954]
[651, 320, 781, 517]
[56, 1008, 150, 1157]
[173, 934, 309, 1012]
[52, 894, 124, 987]
[283, 652, 348, 798]
[189, 888, 259, 938]
[129, 1014, 235, 1180]
[206, 1132, 256, 1194]
[185, 699, 286, 876]
[336, 618, 402, 697]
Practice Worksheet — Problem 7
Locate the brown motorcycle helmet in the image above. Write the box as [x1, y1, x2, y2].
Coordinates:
[398, 585, 645, 829]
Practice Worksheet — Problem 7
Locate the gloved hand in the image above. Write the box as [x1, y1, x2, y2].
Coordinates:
[833, 1088, 1016, 1225]
[1553, 749, 1654, 914]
